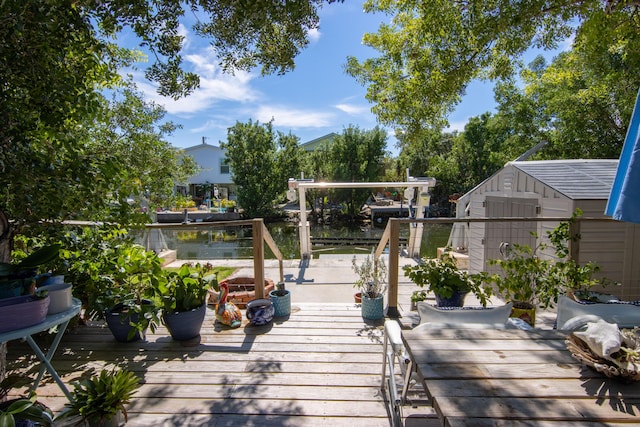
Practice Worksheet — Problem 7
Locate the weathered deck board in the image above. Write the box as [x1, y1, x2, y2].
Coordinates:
[5, 303, 434, 426]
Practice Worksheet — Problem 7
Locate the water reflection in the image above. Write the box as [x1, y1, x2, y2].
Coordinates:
[141, 221, 451, 260]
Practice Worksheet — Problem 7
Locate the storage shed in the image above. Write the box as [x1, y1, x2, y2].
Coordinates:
[450, 159, 640, 300]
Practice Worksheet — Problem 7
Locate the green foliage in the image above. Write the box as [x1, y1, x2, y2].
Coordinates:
[0, 393, 53, 427]
[0, 245, 60, 278]
[482, 241, 554, 309]
[174, 196, 196, 209]
[0, 0, 331, 241]
[95, 244, 165, 336]
[482, 211, 611, 309]
[156, 263, 218, 313]
[327, 126, 388, 217]
[59, 369, 140, 425]
[403, 251, 491, 307]
[348, 0, 639, 142]
[410, 290, 427, 303]
[352, 254, 387, 298]
[222, 120, 303, 218]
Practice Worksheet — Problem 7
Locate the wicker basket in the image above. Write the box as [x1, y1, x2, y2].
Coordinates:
[566, 334, 640, 382]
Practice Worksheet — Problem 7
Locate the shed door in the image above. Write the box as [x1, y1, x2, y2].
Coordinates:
[484, 196, 537, 274]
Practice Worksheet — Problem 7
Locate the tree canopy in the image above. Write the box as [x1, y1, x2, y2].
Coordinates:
[0, 0, 340, 243]
[346, 0, 640, 141]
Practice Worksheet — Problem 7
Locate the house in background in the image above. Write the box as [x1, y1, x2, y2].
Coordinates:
[450, 159, 640, 300]
[177, 134, 338, 204]
[177, 140, 235, 204]
[299, 133, 338, 151]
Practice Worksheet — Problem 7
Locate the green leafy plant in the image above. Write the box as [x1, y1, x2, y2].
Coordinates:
[403, 250, 491, 306]
[0, 392, 53, 427]
[0, 245, 61, 298]
[57, 369, 140, 425]
[410, 290, 427, 303]
[482, 211, 613, 309]
[156, 263, 218, 313]
[352, 254, 387, 298]
[482, 240, 553, 309]
[94, 244, 165, 338]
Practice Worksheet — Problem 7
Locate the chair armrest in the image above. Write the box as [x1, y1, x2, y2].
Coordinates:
[384, 319, 404, 353]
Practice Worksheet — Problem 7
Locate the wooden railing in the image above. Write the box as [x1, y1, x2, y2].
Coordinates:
[146, 218, 283, 299]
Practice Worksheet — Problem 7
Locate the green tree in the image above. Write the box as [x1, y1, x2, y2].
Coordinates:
[520, 50, 637, 159]
[346, 0, 640, 142]
[328, 126, 388, 217]
[222, 120, 291, 218]
[86, 89, 198, 214]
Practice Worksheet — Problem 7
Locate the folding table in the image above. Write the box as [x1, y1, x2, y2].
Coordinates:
[0, 298, 81, 400]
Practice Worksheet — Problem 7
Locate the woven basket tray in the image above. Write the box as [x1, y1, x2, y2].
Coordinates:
[566, 334, 640, 382]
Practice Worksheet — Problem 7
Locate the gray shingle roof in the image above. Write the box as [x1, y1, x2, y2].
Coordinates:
[510, 159, 619, 200]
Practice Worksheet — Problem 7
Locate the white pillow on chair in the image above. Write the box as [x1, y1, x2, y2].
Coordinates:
[556, 295, 640, 330]
[416, 302, 513, 328]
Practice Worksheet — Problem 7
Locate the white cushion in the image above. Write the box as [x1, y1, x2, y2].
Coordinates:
[416, 302, 513, 327]
[556, 295, 640, 330]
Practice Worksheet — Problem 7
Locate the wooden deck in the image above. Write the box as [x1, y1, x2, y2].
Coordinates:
[5, 303, 437, 426]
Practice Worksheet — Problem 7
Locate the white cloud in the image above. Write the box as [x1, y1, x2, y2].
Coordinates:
[335, 103, 370, 115]
[254, 105, 334, 128]
[133, 51, 259, 116]
[308, 28, 321, 43]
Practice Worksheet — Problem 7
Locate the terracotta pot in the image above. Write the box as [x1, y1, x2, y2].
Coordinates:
[354, 292, 362, 304]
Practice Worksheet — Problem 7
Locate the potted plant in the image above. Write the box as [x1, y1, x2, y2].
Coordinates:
[352, 254, 387, 320]
[56, 369, 140, 427]
[156, 263, 217, 341]
[0, 245, 61, 300]
[403, 250, 491, 308]
[410, 290, 427, 311]
[0, 389, 53, 427]
[95, 244, 164, 342]
[482, 212, 609, 326]
[269, 281, 291, 318]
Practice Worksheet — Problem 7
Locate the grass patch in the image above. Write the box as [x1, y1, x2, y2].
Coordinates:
[163, 263, 236, 282]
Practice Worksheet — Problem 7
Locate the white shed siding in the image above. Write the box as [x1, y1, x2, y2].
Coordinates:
[623, 226, 640, 300]
[458, 159, 640, 300]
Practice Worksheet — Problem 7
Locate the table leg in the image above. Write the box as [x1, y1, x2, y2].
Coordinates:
[25, 319, 73, 401]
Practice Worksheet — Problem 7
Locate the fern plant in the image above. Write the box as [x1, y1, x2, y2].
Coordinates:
[57, 369, 140, 425]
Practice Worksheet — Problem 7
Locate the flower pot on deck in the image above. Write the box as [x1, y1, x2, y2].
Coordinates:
[246, 298, 274, 326]
[510, 302, 536, 327]
[361, 294, 384, 320]
[435, 290, 468, 308]
[269, 289, 291, 317]
[105, 304, 146, 343]
[162, 303, 207, 341]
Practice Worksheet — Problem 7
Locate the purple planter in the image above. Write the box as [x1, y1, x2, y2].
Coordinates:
[0, 295, 50, 333]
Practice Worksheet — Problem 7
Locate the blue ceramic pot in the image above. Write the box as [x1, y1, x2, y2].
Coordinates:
[435, 290, 468, 308]
[163, 303, 207, 341]
[269, 290, 291, 317]
[246, 298, 274, 325]
[361, 294, 384, 320]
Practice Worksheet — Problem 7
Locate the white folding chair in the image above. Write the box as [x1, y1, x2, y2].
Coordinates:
[381, 319, 413, 427]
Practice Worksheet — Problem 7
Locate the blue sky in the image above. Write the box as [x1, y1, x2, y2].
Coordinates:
[131, 1, 551, 156]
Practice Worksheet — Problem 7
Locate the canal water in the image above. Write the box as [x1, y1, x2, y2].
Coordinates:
[149, 221, 451, 260]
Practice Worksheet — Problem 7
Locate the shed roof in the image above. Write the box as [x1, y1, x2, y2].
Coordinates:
[510, 159, 619, 200]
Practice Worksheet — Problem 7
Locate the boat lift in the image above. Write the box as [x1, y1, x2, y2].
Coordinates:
[287, 178, 436, 259]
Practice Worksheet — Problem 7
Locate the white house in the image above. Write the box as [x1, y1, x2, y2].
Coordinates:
[177, 141, 235, 202]
[450, 159, 640, 300]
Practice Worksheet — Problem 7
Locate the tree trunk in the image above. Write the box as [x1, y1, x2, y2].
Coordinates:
[0, 210, 14, 391]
